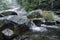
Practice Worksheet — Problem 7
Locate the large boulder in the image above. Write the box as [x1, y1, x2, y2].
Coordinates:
[27, 9, 43, 19]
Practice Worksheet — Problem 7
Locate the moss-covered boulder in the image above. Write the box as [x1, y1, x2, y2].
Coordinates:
[28, 11, 43, 19]
[43, 11, 54, 21]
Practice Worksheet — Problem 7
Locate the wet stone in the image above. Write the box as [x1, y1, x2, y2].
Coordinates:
[2, 28, 14, 36]
[33, 20, 42, 26]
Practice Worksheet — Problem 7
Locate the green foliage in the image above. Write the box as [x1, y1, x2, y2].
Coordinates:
[24, 0, 39, 11]
[17, 0, 52, 11]
[17, 0, 39, 11]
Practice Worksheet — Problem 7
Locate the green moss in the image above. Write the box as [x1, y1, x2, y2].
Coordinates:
[0, 20, 4, 25]
[1, 12, 11, 16]
[28, 12, 43, 19]
[43, 11, 54, 21]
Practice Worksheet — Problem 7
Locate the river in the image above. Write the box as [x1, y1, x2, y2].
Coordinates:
[0, 0, 60, 40]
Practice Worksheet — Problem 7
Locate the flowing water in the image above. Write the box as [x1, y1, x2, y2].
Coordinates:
[26, 21, 60, 40]
[0, 0, 19, 10]
[0, 0, 60, 40]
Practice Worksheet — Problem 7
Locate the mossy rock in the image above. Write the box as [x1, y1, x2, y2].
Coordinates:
[28, 12, 43, 19]
[43, 11, 54, 21]
[0, 20, 4, 25]
[1, 11, 17, 16]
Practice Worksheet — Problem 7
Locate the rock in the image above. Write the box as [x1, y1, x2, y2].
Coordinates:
[2, 28, 14, 36]
[45, 22, 55, 25]
[6, 15, 29, 25]
[33, 20, 42, 26]
[18, 24, 30, 35]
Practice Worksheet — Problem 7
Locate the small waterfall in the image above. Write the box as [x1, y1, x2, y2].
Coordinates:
[0, 0, 27, 16]
[29, 22, 47, 32]
[0, 0, 60, 40]
[2, 0, 19, 8]
[0, 0, 28, 25]
[0, 0, 20, 11]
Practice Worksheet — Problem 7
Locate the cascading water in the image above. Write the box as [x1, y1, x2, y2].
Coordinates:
[0, 0, 28, 24]
[0, 0, 60, 40]
[0, 0, 19, 9]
